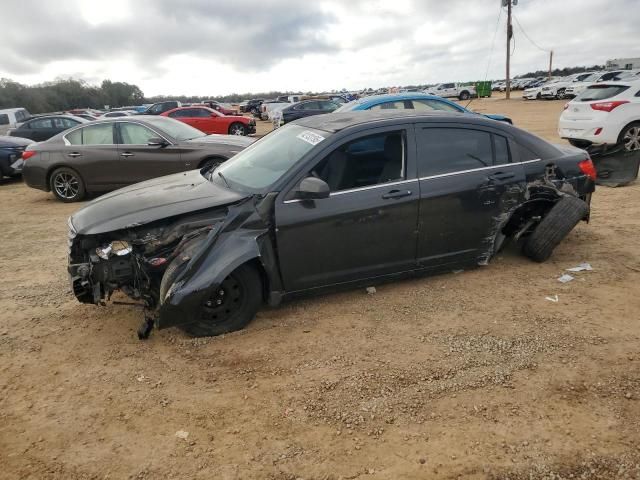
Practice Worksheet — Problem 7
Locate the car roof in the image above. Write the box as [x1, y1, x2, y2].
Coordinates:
[350, 92, 452, 105]
[0, 107, 29, 114]
[294, 110, 496, 133]
[26, 114, 88, 123]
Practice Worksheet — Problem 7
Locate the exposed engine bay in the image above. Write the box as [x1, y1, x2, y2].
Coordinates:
[68, 209, 229, 336]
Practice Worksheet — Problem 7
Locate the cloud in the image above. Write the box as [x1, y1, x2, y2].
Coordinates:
[0, 0, 338, 73]
[0, 0, 639, 95]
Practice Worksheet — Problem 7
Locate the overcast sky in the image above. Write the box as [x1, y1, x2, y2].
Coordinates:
[1, 0, 639, 96]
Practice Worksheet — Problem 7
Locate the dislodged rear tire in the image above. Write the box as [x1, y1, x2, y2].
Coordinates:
[166, 263, 262, 337]
[522, 196, 589, 263]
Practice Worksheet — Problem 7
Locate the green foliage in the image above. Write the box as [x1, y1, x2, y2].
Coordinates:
[515, 65, 606, 79]
[0, 77, 145, 113]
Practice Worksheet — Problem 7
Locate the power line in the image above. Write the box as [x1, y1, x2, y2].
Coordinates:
[513, 13, 550, 53]
[483, 3, 504, 82]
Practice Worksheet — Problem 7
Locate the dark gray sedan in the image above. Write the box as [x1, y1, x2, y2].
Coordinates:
[22, 116, 255, 202]
[9, 114, 89, 142]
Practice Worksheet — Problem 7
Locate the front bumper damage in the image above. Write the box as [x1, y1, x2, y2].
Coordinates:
[67, 194, 283, 339]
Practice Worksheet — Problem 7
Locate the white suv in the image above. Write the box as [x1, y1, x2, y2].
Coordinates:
[558, 80, 640, 151]
[540, 72, 598, 100]
[564, 71, 624, 98]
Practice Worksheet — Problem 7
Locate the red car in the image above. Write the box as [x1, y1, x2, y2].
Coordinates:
[162, 106, 255, 136]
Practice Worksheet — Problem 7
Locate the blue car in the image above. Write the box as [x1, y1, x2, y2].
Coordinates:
[334, 93, 512, 124]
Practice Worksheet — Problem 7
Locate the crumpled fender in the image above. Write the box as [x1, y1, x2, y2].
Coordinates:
[157, 200, 282, 329]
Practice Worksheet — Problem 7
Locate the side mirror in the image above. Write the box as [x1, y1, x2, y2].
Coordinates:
[147, 137, 169, 147]
[296, 177, 330, 200]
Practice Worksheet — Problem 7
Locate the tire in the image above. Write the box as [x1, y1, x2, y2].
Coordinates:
[199, 157, 223, 173]
[172, 264, 262, 337]
[228, 123, 246, 136]
[522, 196, 589, 263]
[49, 167, 86, 202]
[556, 88, 566, 99]
[536, 92, 542, 100]
[618, 122, 640, 152]
[459, 91, 470, 101]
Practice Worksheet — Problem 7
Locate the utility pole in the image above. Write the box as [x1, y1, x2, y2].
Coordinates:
[505, 0, 513, 99]
[548, 50, 554, 80]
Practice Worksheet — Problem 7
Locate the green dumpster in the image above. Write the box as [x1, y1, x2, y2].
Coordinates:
[475, 81, 492, 98]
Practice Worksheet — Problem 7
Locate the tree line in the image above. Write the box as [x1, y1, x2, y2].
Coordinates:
[0, 78, 144, 113]
[515, 64, 606, 79]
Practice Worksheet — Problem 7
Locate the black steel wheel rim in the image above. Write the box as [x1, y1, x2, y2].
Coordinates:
[53, 172, 79, 199]
[201, 275, 243, 324]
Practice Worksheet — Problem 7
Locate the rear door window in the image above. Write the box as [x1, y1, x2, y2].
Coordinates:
[417, 128, 493, 177]
[67, 123, 114, 145]
[576, 85, 630, 101]
[0, 114, 8, 125]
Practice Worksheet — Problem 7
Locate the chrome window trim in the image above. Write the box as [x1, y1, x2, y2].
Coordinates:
[283, 179, 417, 204]
[418, 158, 540, 181]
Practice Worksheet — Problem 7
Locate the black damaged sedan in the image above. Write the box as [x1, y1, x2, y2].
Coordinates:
[67, 111, 595, 338]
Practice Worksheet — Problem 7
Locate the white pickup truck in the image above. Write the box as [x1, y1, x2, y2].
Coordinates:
[425, 83, 476, 100]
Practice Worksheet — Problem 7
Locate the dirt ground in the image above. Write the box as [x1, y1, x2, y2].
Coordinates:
[2, 92, 640, 480]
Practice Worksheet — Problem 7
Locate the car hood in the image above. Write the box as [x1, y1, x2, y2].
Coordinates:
[0, 135, 34, 148]
[185, 134, 255, 148]
[70, 169, 249, 235]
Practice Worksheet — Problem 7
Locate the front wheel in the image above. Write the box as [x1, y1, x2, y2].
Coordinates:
[459, 91, 470, 101]
[556, 88, 566, 99]
[228, 123, 246, 136]
[49, 167, 86, 202]
[178, 264, 263, 337]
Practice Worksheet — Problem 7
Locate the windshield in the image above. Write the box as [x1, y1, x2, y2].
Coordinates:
[213, 124, 329, 192]
[580, 73, 600, 83]
[143, 116, 206, 141]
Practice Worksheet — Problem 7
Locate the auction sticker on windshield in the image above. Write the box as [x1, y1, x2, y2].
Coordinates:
[297, 130, 325, 146]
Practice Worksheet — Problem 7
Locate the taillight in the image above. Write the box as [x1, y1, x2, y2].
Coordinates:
[21, 150, 37, 161]
[590, 100, 629, 112]
[563, 103, 569, 110]
[579, 158, 597, 181]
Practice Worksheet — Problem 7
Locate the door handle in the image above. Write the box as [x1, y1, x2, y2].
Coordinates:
[67, 152, 82, 158]
[382, 189, 412, 200]
[120, 152, 134, 157]
[487, 171, 515, 181]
